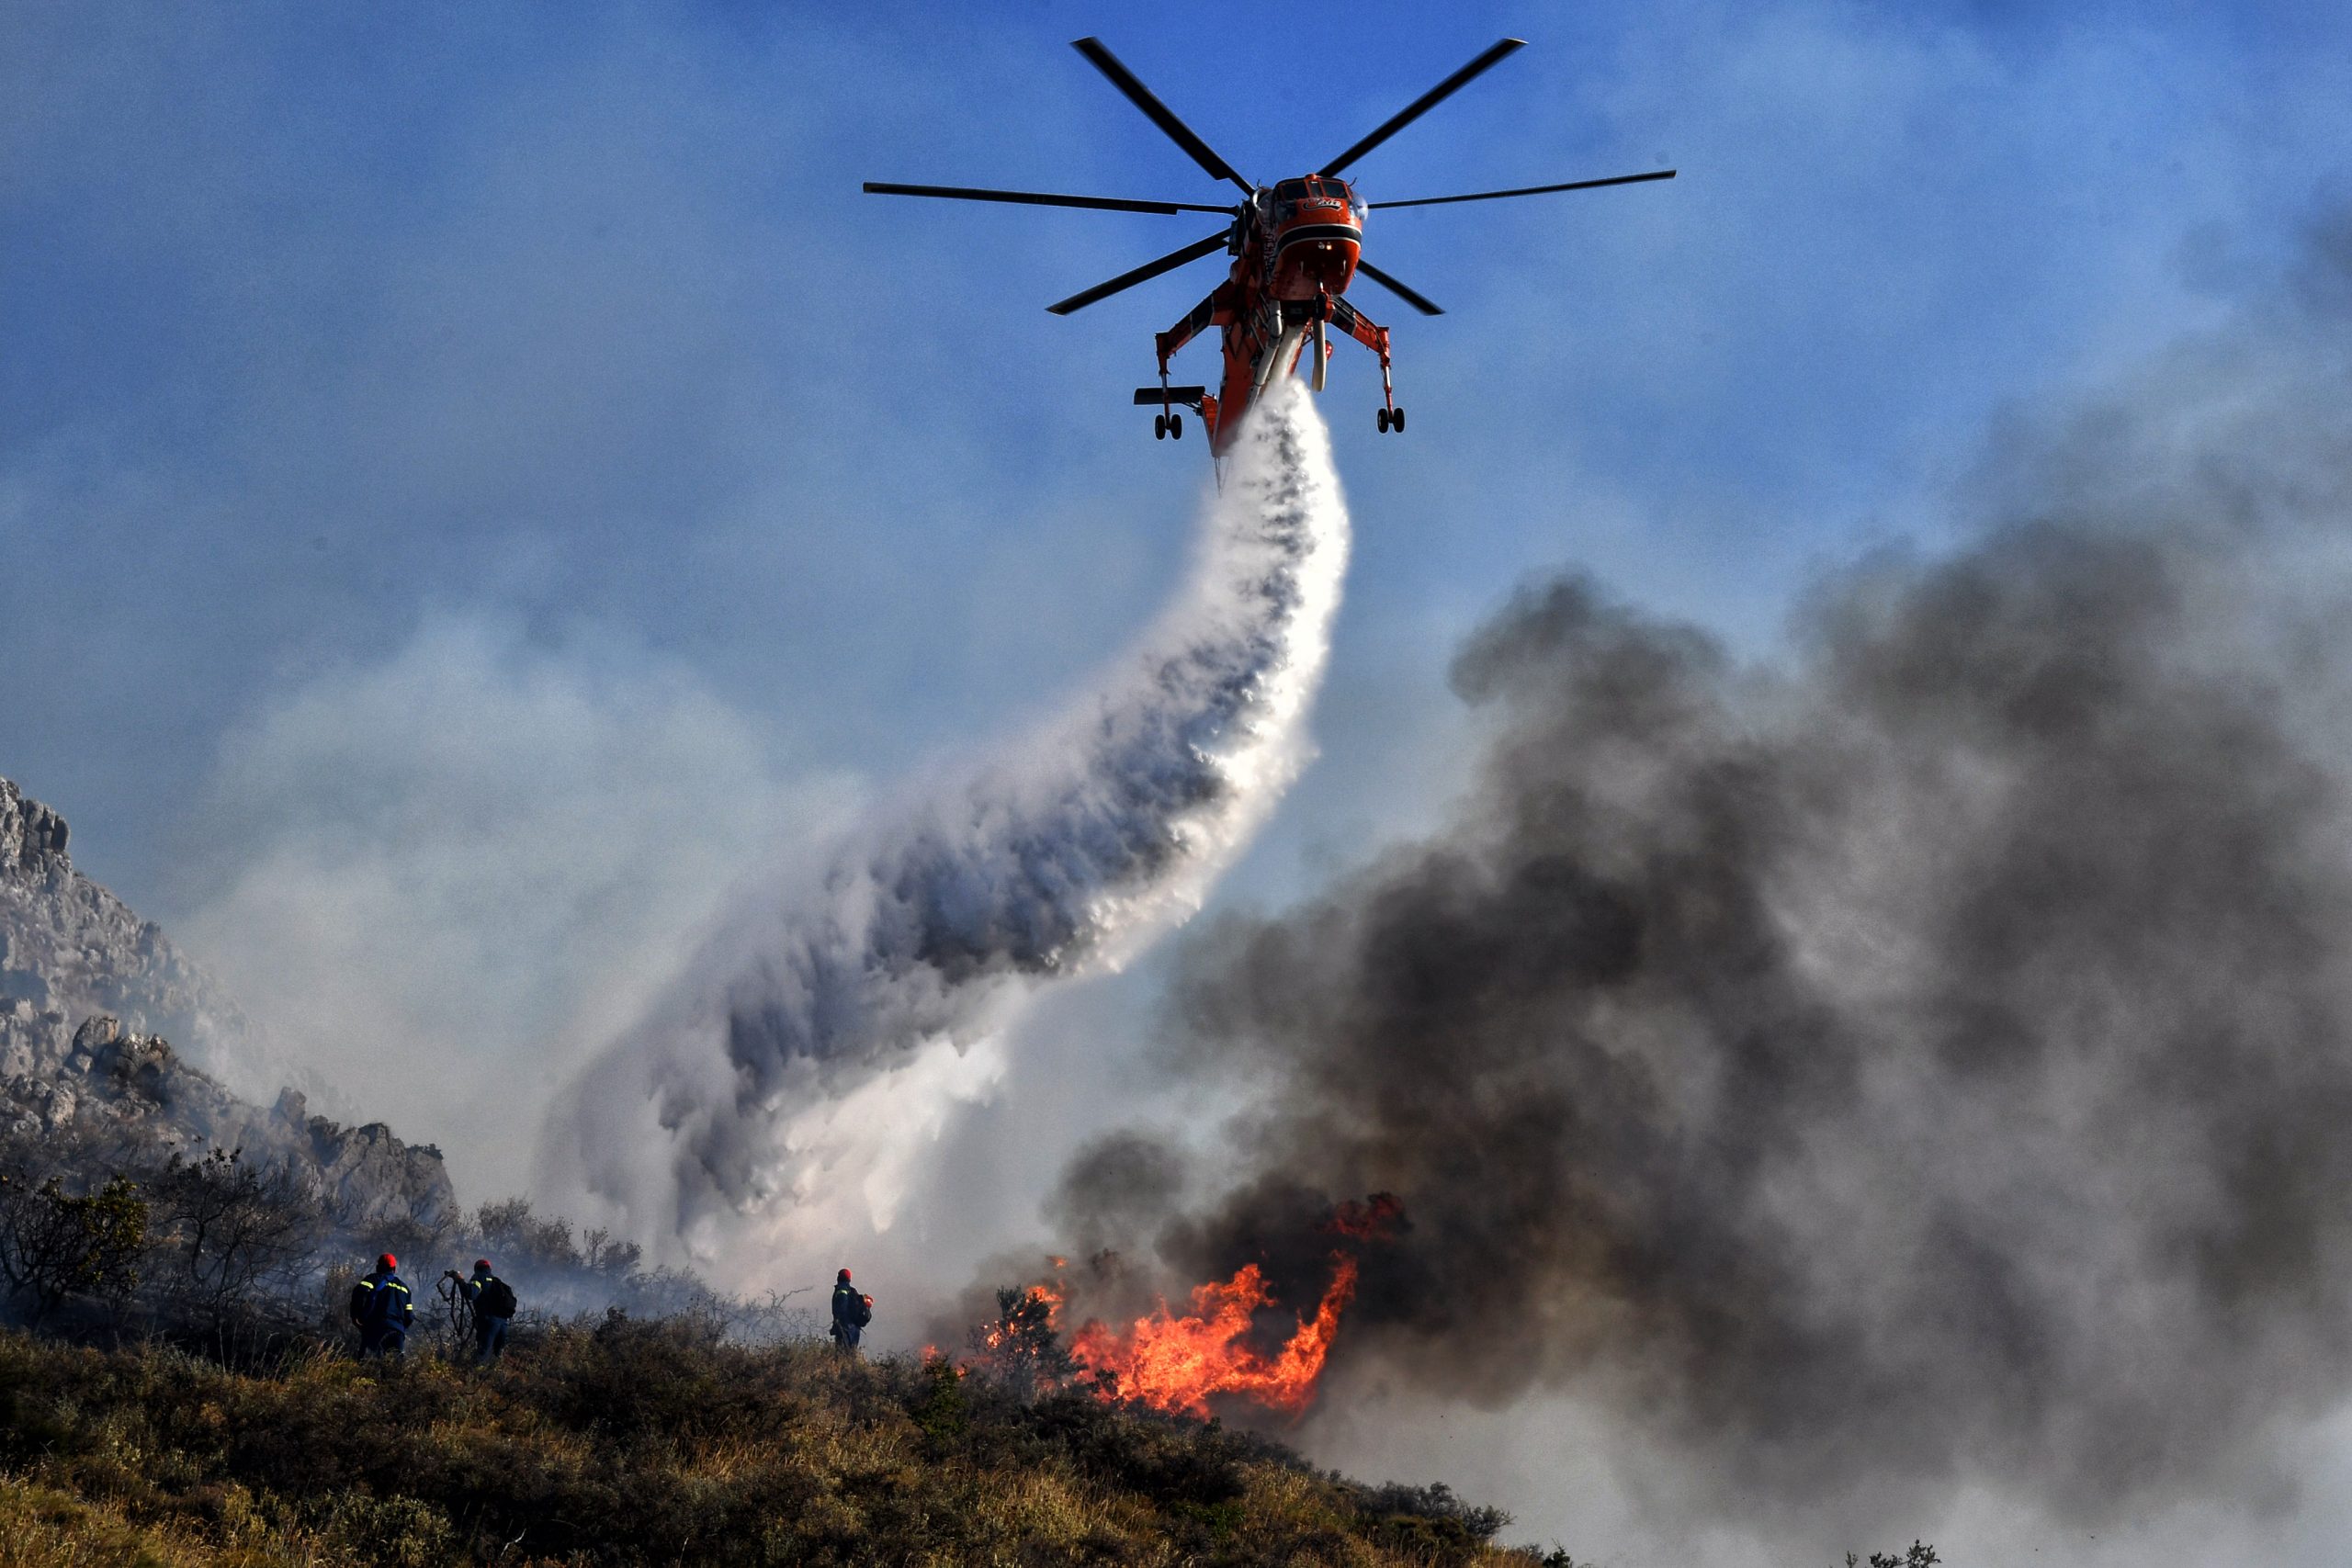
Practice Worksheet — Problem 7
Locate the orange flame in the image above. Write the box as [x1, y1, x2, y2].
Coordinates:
[975, 1197, 1395, 1418]
[1069, 1257, 1357, 1418]
[977, 1280, 1063, 1353]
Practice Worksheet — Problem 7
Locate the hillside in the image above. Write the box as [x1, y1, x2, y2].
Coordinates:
[0, 773, 1591, 1565]
[0, 1318, 1564, 1567]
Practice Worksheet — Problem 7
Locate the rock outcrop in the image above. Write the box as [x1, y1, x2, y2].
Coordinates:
[0, 777, 454, 1228]
[0, 776, 265, 1090]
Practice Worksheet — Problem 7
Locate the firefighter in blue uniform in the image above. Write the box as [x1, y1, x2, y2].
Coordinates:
[349, 1252, 414, 1358]
[831, 1268, 872, 1352]
[453, 1258, 515, 1364]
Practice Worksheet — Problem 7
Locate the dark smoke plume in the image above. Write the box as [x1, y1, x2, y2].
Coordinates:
[1058, 235, 2352, 1515]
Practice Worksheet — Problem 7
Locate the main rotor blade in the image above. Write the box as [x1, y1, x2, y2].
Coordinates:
[864, 182, 1238, 216]
[1318, 38, 1524, 177]
[1047, 231, 1229, 316]
[1354, 259, 1443, 316]
[1371, 168, 1677, 209]
[1072, 38, 1252, 193]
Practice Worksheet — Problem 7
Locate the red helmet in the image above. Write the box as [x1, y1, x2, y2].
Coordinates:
[475, 1258, 492, 1272]
[379, 1253, 398, 1271]
[838, 1268, 852, 1281]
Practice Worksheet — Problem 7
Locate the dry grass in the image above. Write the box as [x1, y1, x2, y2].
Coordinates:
[0, 1474, 304, 1568]
[0, 1320, 1553, 1565]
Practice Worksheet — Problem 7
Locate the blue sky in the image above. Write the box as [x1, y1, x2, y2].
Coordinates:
[9, 0, 2347, 901]
[7, 0, 2352, 1201]
[10, 0, 2352, 1243]
[11, 3, 2352, 1556]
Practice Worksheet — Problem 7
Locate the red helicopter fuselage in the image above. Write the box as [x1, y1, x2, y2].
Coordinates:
[1149, 175, 1398, 454]
[1262, 175, 1364, 299]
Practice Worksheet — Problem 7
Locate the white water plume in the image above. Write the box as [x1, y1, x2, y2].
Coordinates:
[542, 382, 1349, 1265]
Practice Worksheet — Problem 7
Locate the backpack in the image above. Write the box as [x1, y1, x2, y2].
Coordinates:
[854, 1292, 873, 1328]
[478, 1275, 517, 1319]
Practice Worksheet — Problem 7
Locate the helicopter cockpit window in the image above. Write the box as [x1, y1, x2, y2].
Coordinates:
[1273, 179, 1309, 201]
[1310, 178, 1364, 218]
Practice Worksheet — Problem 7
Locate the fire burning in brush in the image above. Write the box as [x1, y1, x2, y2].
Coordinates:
[1069, 1258, 1356, 1418]
[967, 1194, 1402, 1419]
[978, 1279, 1064, 1356]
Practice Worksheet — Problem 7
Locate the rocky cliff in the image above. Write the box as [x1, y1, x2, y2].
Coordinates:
[0, 777, 454, 1228]
[0, 776, 263, 1089]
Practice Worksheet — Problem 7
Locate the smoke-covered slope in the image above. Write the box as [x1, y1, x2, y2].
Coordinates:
[548, 382, 1349, 1258]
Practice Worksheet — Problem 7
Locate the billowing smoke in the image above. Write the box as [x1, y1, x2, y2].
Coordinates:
[1056, 239, 2352, 1520]
[543, 381, 1347, 1262]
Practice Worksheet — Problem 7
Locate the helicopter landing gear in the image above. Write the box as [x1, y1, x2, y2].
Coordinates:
[1373, 324, 1403, 433]
[1136, 380, 1207, 443]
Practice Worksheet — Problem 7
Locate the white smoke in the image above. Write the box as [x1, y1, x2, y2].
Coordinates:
[542, 381, 1349, 1273]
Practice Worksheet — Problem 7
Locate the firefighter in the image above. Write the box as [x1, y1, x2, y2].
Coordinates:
[830, 1267, 873, 1352]
[450, 1258, 515, 1364]
[349, 1252, 414, 1358]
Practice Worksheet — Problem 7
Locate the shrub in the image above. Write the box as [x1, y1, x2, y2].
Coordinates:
[963, 1283, 1076, 1402]
[1359, 1481, 1512, 1566]
[1848, 1545, 1940, 1568]
[472, 1197, 582, 1273]
[1029, 1391, 1251, 1508]
[313, 1490, 455, 1568]
[908, 1354, 970, 1454]
[579, 1225, 641, 1278]
[149, 1149, 324, 1328]
[0, 1172, 149, 1324]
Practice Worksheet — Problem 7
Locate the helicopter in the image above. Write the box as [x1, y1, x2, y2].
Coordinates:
[866, 37, 1672, 455]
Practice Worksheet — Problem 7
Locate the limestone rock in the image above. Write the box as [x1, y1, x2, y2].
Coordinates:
[0, 778, 269, 1094]
[0, 778, 68, 873]
[0, 775, 455, 1227]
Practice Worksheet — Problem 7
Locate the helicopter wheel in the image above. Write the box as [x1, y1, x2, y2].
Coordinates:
[1154, 413, 1168, 440]
[1393, 406, 1406, 432]
[1170, 412, 1182, 439]
[1376, 407, 1391, 433]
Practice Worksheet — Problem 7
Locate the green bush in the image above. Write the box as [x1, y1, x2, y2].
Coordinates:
[0, 1173, 149, 1324]
[907, 1355, 969, 1454]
